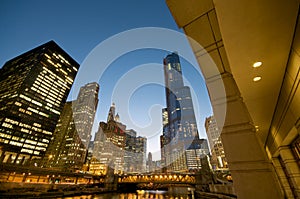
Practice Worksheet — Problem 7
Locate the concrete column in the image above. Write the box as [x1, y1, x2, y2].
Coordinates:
[279, 146, 300, 198]
[207, 72, 283, 199]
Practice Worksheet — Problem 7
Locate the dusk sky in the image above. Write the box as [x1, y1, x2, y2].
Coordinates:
[0, 1, 213, 160]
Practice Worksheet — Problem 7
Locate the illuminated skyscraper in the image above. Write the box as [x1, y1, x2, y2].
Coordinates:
[93, 103, 127, 174]
[0, 41, 79, 165]
[161, 52, 208, 172]
[73, 82, 99, 148]
[46, 102, 86, 171]
[93, 103, 146, 174]
[205, 116, 227, 170]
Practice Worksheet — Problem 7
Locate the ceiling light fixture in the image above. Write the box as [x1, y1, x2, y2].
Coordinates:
[253, 61, 262, 68]
[253, 76, 262, 82]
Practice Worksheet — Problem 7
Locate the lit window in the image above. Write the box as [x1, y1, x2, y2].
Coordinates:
[10, 141, 22, 147]
[2, 122, 13, 129]
[14, 101, 22, 106]
[42, 130, 52, 135]
[27, 107, 38, 114]
[21, 148, 33, 154]
[44, 54, 51, 59]
[33, 123, 41, 128]
[38, 111, 49, 117]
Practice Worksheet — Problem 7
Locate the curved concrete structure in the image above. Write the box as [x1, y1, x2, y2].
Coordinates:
[166, 0, 300, 198]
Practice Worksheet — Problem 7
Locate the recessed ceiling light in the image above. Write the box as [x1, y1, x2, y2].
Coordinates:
[255, 126, 259, 132]
[253, 61, 262, 68]
[253, 76, 262, 82]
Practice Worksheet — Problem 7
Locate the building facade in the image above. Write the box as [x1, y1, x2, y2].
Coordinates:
[124, 129, 147, 173]
[161, 52, 209, 172]
[93, 104, 146, 174]
[45, 102, 86, 171]
[166, 0, 299, 198]
[72, 82, 99, 148]
[93, 104, 127, 174]
[0, 41, 79, 166]
[205, 116, 227, 170]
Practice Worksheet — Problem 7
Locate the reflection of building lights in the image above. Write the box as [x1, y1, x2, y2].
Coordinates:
[253, 61, 262, 68]
[253, 76, 262, 82]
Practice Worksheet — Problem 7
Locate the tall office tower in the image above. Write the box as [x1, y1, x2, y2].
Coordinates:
[124, 130, 147, 173]
[73, 82, 99, 148]
[205, 116, 227, 170]
[93, 103, 127, 174]
[161, 52, 208, 172]
[0, 41, 79, 166]
[124, 129, 137, 173]
[46, 102, 86, 171]
[147, 152, 154, 172]
[135, 136, 147, 173]
[160, 108, 169, 171]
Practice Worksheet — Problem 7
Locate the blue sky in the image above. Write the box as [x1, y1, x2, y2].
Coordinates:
[0, 1, 212, 160]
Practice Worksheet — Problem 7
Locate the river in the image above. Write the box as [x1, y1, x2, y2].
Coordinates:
[58, 190, 194, 199]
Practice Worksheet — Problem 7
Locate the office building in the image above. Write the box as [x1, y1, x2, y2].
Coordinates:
[45, 102, 86, 171]
[161, 52, 209, 172]
[123, 129, 147, 173]
[45, 82, 98, 171]
[124, 129, 137, 173]
[93, 103, 147, 174]
[205, 116, 227, 170]
[135, 136, 147, 173]
[166, 0, 299, 197]
[93, 103, 127, 174]
[73, 82, 99, 148]
[0, 41, 79, 166]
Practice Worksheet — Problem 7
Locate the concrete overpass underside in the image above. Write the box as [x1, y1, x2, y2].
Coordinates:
[166, 0, 300, 198]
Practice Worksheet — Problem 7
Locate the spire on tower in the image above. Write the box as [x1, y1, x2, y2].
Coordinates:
[107, 103, 116, 122]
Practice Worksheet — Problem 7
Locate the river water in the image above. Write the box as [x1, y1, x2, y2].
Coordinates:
[59, 190, 193, 199]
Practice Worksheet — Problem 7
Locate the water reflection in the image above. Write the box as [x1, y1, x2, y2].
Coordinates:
[60, 190, 191, 199]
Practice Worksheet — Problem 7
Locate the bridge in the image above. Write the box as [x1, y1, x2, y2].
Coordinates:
[118, 173, 196, 184]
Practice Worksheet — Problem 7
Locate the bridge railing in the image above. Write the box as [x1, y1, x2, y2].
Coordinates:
[118, 174, 196, 184]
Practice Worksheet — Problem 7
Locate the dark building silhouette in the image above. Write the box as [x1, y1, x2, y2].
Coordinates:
[0, 41, 79, 166]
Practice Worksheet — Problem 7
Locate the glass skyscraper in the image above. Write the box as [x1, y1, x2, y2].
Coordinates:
[73, 82, 99, 148]
[161, 52, 208, 172]
[46, 82, 99, 170]
[0, 41, 79, 166]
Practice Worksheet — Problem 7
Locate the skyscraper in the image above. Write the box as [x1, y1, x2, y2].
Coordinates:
[45, 82, 99, 170]
[161, 52, 208, 172]
[73, 82, 99, 148]
[93, 103, 127, 174]
[45, 102, 86, 171]
[0, 41, 79, 165]
[93, 103, 147, 174]
[205, 116, 227, 170]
